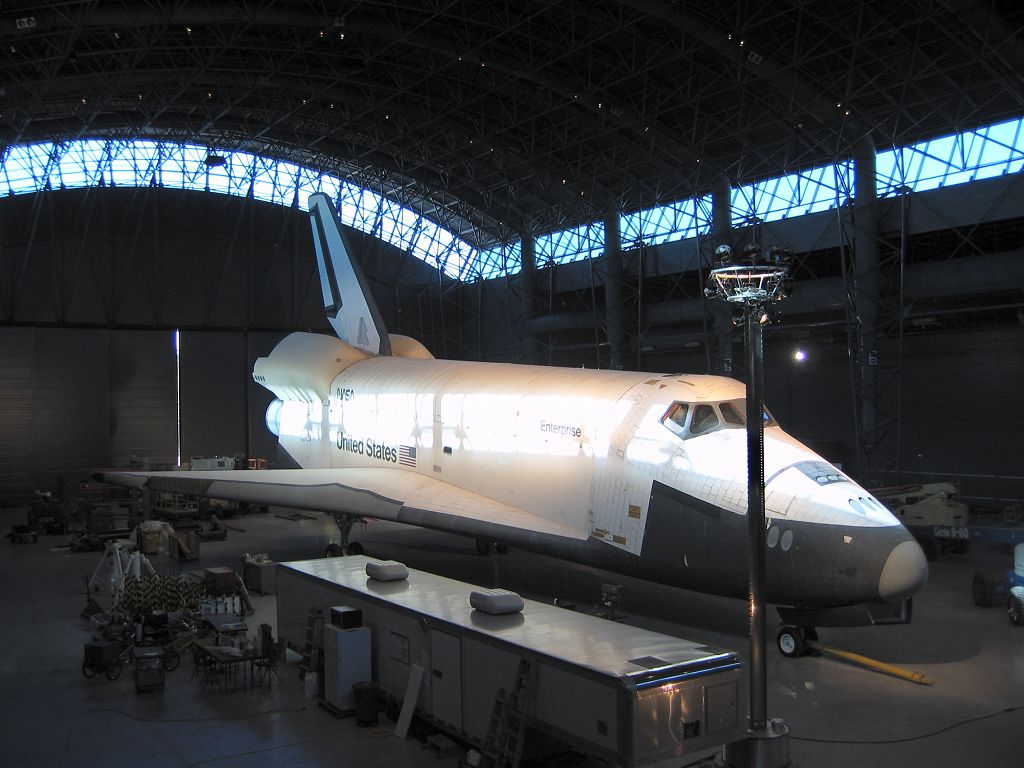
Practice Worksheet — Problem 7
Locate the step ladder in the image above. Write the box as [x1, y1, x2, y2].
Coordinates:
[233, 573, 255, 615]
[299, 608, 324, 686]
[480, 657, 532, 768]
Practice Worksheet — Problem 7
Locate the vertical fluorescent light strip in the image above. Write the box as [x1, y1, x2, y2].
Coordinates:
[174, 330, 182, 467]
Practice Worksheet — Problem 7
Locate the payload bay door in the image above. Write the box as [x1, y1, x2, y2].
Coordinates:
[429, 629, 463, 730]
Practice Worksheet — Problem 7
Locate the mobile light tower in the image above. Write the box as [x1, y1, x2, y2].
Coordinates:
[705, 243, 793, 768]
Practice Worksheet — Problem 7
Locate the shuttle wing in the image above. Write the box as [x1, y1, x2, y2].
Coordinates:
[96, 468, 587, 545]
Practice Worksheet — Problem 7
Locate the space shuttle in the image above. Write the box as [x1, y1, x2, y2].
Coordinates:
[99, 193, 928, 656]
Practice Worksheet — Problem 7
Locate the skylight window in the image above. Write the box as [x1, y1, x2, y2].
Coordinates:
[1, 116, 1022, 282]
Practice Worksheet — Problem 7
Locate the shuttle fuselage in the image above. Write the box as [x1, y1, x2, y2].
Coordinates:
[264, 342, 923, 610]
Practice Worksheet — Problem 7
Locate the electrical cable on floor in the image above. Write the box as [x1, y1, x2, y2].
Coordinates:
[791, 704, 1024, 745]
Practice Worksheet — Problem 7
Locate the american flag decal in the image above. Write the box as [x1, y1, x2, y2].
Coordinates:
[398, 445, 417, 467]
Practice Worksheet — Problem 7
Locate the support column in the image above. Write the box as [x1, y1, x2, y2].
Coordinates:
[603, 207, 627, 369]
[745, 310, 767, 734]
[711, 175, 735, 375]
[854, 136, 880, 478]
[519, 233, 541, 365]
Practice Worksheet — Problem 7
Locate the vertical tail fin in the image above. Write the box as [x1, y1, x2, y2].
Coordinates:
[308, 193, 392, 356]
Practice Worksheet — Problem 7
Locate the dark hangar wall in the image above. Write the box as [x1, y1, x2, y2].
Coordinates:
[0, 188, 442, 498]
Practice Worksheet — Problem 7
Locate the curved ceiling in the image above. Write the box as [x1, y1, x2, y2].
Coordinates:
[2, 0, 1022, 250]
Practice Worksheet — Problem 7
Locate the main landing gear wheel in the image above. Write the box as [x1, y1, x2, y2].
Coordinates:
[777, 626, 817, 658]
[325, 542, 363, 557]
[324, 513, 366, 558]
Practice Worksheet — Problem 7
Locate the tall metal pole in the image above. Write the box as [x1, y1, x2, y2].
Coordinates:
[706, 245, 791, 768]
[745, 308, 767, 732]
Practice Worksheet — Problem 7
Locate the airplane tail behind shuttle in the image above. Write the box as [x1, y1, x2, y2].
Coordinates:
[308, 192, 393, 356]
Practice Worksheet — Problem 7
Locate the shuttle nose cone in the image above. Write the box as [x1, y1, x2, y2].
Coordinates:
[878, 540, 929, 600]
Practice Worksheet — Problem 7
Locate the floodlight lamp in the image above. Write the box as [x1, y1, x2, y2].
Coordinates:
[704, 242, 792, 309]
[793, 349, 807, 363]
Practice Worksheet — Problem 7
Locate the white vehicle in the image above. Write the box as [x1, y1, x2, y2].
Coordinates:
[100, 194, 928, 656]
[873, 482, 970, 559]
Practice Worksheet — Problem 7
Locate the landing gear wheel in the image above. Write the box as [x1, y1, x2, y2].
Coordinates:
[777, 626, 807, 658]
[972, 571, 995, 607]
[476, 539, 492, 556]
[495, 543, 509, 554]
[82, 662, 96, 679]
[346, 541, 364, 556]
[325, 543, 343, 558]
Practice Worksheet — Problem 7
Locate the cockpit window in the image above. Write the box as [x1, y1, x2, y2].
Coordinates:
[720, 401, 745, 425]
[661, 398, 778, 440]
[690, 404, 719, 436]
[662, 402, 689, 438]
[719, 399, 778, 429]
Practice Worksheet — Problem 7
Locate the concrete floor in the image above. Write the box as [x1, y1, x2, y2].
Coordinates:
[2, 506, 1022, 767]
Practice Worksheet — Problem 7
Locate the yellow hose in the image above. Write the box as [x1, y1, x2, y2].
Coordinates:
[811, 642, 933, 686]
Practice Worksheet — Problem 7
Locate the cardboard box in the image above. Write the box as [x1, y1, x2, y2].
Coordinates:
[204, 566, 236, 595]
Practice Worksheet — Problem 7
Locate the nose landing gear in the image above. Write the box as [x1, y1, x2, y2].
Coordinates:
[776, 626, 819, 658]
